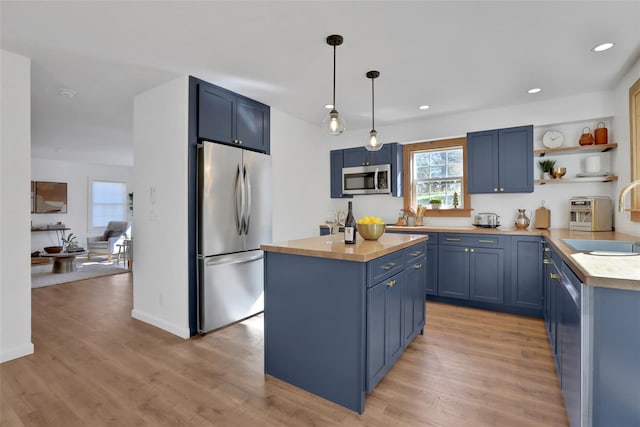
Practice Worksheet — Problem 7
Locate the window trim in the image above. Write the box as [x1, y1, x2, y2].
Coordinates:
[630, 77, 640, 222]
[403, 137, 472, 217]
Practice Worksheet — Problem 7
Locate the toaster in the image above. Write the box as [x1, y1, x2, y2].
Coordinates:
[474, 212, 500, 227]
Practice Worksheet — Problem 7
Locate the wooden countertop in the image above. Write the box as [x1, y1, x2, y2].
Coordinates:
[542, 229, 640, 291]
[261, 233, 429, 263]
[323, 224, 640, 291]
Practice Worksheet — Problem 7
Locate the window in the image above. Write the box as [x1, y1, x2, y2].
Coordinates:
[90, 180, 127, 228]
[403, 137, 471, 217]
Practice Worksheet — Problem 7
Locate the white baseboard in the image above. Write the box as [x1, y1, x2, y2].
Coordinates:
[131, 309, 191, 339]
[1, 342, 34, 363]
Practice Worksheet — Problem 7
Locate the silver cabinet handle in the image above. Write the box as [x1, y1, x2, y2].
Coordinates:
[470, 248, 475, 252]
[500, 188, 504, 192]
[478, 239, 494, 243]
[233, 139, 242, 145]
[386, 280, 397, 287]
[409, 251, 423, 256]
[543, 259, 552, 264]
[464, 248, 469, 252]
[446, 238, 461, 241]
[550, 273, 560, 280]
[493, 188, 498, 192]
[544, 247, 551, 252]
[413, 264, 423, 270]
[382, 262, 397, 270]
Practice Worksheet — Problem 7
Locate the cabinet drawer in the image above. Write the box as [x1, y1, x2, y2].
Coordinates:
[404, 242, 427, 264]
[368, 251, 405, 286]
[439, 233, 503, 248]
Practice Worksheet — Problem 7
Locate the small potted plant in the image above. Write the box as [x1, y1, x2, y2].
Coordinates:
[429, 198, 443, 209]
[538, 159, 556, 179]
[61, 232, 78, 252]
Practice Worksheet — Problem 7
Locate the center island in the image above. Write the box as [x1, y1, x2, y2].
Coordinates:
[260, 232, 429, 413]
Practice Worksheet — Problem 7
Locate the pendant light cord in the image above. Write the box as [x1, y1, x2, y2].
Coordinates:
[371, 77, 375, 130]
[332, 44, 337, 109]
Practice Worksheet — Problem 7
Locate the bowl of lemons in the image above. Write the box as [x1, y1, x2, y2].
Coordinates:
[357, 216, 386, 240]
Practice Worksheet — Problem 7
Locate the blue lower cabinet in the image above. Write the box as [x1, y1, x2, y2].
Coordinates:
[404, 257, 427, 346]
[366, 272, 404, 392]
[469, 247, 504, 304]
[510, 236, 543, 312]
[558, 265, 581, 427]
[425, 244, 438, 296]
[438, 245, 470, 299]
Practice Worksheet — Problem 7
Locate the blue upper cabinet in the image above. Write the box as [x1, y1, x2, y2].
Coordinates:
[331, 143, 403, 198]
[198, 81, 270, 154]
[467, 125, 533, 193]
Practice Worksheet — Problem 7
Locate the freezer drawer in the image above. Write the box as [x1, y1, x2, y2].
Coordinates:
[199, 250, 264, 333]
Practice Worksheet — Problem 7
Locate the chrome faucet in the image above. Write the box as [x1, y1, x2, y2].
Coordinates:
[618, 179, 640, 212]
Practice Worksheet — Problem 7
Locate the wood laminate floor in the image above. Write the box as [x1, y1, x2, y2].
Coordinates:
[0, 274, 568, 426]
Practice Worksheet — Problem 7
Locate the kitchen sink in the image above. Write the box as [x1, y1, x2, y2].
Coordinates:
[562, 238, 640, 254]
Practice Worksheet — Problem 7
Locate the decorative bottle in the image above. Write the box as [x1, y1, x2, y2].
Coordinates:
[344, 201, 356, 244]
[515, 209, 530, 229]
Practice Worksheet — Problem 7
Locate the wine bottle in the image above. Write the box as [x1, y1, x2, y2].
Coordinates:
[344, 201, 356, 244]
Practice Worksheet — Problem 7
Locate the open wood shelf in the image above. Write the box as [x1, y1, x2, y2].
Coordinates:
[534, 143, 617, 157]
[535, 175, 618, 185]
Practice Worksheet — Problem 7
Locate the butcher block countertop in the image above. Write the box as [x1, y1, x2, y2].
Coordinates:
[261, 233, 429, 263]
[319, 224, 640, 291]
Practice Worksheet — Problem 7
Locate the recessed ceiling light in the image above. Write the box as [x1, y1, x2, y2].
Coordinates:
[527, 88, 541, 94]
[58, 88, 76, 98]
[592, 42, 614, 52]
[419, 105, 430, 110]
[324, 104, 334, 109]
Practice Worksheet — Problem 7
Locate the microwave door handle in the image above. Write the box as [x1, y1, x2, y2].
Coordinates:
[374, 168, 379, 191]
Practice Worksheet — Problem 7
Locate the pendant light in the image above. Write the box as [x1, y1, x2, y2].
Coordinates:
[322, 35, 346, 135]
[365, 70, 383, 151]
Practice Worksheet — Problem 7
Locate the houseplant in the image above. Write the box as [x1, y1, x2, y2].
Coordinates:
[429, 198, 443, 209]
[61, 232, 78, 251]
[538, 159, 556, 179]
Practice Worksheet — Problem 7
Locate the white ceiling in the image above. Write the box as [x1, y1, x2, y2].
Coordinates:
[2, 1, 640, 167]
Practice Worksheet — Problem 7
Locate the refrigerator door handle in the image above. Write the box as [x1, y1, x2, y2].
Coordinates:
[243, 165, 252, 235]
[234, 165, 243, 235]
[205, 252, 264, 267]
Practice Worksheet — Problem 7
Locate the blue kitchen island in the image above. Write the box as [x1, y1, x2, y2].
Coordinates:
[261, 233, 429, 413]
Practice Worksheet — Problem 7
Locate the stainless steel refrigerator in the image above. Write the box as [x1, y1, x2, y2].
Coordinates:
[197, 141, 272, 333]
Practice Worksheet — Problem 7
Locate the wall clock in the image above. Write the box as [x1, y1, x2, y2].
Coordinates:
[542, 130, 565, 148]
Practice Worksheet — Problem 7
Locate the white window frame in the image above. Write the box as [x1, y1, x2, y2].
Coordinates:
[88, 179, 127, 230]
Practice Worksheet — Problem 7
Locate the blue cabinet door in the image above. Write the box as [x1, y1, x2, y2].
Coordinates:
[198, 82, 270, 153]
[469, 247, 504, 304]
[343, 148, 369, 167]
[438, 246, 469, 299]
[558, 279, 581, 427]
[237, 97, 270, 153]
[198, 84, 236, 144]
[366, 272, 405, 392]
[498, 126, 533, 193]
[330, 150, 352, 198]
[425, 244, 438, 295]
[404, 257, 426, 346]
[467, 130, 499, 193]
[467, 125, 533, 193]
[510, 236, 543, 311]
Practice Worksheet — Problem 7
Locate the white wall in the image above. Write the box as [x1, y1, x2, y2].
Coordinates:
[612, 56, 640, 236]
[1, 50, 34, 362]
[271, 108, 328, 241]
[30, 158, 134, 251]
[132, 76, 191, 338]
[326, 91, 622, 231]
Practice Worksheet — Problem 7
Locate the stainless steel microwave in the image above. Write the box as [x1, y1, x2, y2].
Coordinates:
[342, 164, 391, 195]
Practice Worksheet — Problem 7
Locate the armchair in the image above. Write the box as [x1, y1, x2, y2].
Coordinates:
[87, 221, 129, 261]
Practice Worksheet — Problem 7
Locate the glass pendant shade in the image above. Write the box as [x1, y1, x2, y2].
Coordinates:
[323, 109, 346, 135]
[365, 129, 383, 151]
[324, 35, 345, 136]
[364, 70, 383, 151]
